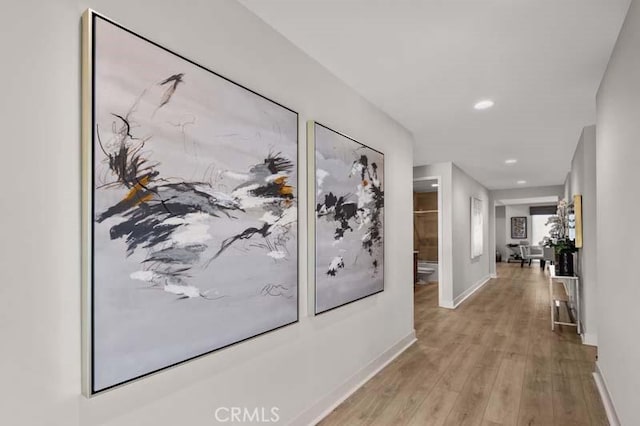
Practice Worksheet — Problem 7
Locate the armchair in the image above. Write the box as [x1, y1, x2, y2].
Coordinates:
[519, 245, 545, 268]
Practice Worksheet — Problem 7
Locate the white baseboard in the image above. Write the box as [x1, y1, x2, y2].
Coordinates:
[490, 273, 498, 279]
[452, 275, 492, 308]
[593, 362, 621, 426]
[581, 332, 598, 347]
[290, 331, 417, 426]
[439, 300, 455, 309]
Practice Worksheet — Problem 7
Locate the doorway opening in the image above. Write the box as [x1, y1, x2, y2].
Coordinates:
[494, 198, 558, 271]
[413, 177, 441, 305]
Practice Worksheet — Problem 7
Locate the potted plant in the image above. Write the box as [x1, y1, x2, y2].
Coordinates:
[542, 200, 578, 276]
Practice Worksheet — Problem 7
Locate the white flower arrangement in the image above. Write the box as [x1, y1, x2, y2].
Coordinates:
[542, 199, 576, 252]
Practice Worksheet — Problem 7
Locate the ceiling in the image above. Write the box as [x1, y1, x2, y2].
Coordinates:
[240, 0, 630, 189]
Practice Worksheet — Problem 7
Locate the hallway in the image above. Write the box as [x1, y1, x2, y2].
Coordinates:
[321, 263, 607, 425]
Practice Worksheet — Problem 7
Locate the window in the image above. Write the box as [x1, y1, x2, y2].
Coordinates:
[531, 214, 553, 246]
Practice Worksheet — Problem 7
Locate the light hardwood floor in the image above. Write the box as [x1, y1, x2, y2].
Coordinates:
[320, 263, 608, 426]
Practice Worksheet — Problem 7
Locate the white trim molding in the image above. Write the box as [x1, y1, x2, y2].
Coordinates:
[593, 362, 621, 426]
[290, 331, 417, 426]
[413, 175, 446, 313]
[453, 275, 492, 308]
[581, 332, 598, 347]
[490, 273, 498, 279]
[440, 300, 455, 309]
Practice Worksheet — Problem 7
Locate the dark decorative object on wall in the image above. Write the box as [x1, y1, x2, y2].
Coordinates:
[511, 216, 528, 239]
[82, 10, 298, 395]
[309, 121, 384, 314]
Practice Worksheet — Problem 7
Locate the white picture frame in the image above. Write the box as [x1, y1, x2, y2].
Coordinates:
[471, 197, 483, 258]
[308, 121, 385, 315]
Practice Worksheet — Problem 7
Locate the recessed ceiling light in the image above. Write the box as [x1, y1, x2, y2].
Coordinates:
[474, 99, 494, 110]
[517, 180, 527, 185]
[505, 159, 518, 165]
[431, 183, 439, 188]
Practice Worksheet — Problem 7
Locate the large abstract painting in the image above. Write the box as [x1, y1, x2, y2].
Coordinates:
[310, 122, 384, 314]
[83, 11, 298, 394]
[471, 197, 483, 258]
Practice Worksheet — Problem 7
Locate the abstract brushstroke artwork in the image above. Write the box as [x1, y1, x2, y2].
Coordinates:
[311, 122, 384, 314]
[84, 11, 298, 394]
[471, 197, 483, 258]
[511, 216, 528, 239]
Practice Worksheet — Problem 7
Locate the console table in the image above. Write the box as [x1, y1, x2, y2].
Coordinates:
[549, 265, 581, 335]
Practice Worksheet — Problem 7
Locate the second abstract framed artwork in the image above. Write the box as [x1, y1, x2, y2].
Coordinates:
[308, 122, 385, 314]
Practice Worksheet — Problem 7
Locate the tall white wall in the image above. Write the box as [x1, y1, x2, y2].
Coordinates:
[451, 165, 491, 304]
[596, 0, 640, 423]
[568, 126, 598, 346]
[564, 173, 572, 201]
[0, 1, 415, 425]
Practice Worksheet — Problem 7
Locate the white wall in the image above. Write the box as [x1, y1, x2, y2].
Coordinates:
[451, 165, 491, 304]
[564, 173, 572, 201]
[0, 1, 415, 425]
[567, 125, 598, 346]
[569, 132, 585, 200]
[596, 0, 640, 423]
[413, 162, 454, 306]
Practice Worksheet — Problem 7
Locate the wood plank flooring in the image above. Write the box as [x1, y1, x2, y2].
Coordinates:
[320, 263, 607, 426]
